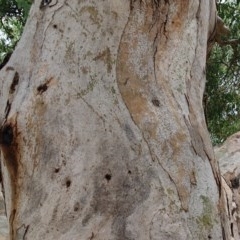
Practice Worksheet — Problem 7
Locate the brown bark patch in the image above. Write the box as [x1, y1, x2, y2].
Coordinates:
[93, 47, 113, 73]
[37, 83, 48, 94]
[169, 1, 190, 32]
[9, 72, 19, 94]
[37, 77, 56, 95]
[0, 119, 19, 179]
[0, 116, 20, 239]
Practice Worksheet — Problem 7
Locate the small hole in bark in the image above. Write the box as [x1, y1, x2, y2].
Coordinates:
[208, 235, 212, 239]
[0, 124, 13, 146]
[231, 177, 239, 189]
[152, 99, 160, 107]
[66, 179, 71, 188]
[37, 83, 48, 94]
[105, 174, 112, 181]
[4, 100, 11, 118]
[53, 24, 58, 29]
[128, 170, 132, 174]
[74, 202, 80, 212]
[54, 168, 60, 173]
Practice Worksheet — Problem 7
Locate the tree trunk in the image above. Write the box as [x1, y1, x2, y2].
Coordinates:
[0, 0, 228, 239]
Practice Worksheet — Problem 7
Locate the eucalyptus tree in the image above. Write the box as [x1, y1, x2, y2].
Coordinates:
[0, 1, 234, 239]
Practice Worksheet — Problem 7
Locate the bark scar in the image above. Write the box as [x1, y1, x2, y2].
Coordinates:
[0, 116, 20, 240]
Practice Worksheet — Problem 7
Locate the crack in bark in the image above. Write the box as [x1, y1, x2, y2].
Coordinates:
[198, 132, 222, 195]
[4, 100, 11, 121]
[9, 209, 16, 239]
[162, 2, 169, 40]
[155, 155, 182, 204]
[40, 2, 65, 55]
[23, 225, 29, 240]
[16, 224, 29, 240]
[80, 96, 106, 124]
[190, 143, 198, 156]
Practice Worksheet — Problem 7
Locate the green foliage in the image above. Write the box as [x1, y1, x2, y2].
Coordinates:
[0, 0, 31, 62]
[15, 0, 32, 21]
[0, 0, 21, 18]
[206, 0, 240, 145]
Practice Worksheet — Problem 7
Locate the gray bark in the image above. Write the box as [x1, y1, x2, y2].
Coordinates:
[0, 0, 228, 239]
